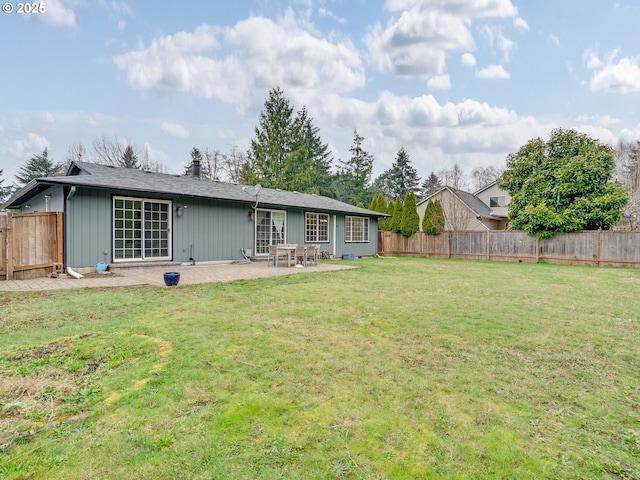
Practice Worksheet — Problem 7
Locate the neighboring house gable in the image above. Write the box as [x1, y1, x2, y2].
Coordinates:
[473, 181, 511, 219]
[417, 182, 509, 231]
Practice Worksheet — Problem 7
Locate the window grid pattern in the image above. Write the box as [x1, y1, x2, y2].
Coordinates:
[144, 202, 169, 258]
[345, 216, 369, 243]
[256, 209, 286, 255]
[113, 197, 171, 261]
[305, 212, 329, 243]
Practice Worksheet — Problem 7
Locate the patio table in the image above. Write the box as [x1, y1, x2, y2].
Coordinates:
[276, 244, 297, 267]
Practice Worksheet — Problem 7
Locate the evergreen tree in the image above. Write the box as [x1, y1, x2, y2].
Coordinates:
[242, 87, 296, 188]
[15, 148, 61, 185]
[387, 147, 420, 199]
[0, 169, 12, 204]
[390, 196, 403, 233]
[369, 193, 389, 231]
[184, 147, 204, 176]
[293, 106, 335, 196]
[400, 191, 420, 237]
[422, 199, 445, 235]
[336, 129, 374, 206]
[242, 88, 334, 195]
[421, 172, 443, 198]
[121, 144, 139, 169]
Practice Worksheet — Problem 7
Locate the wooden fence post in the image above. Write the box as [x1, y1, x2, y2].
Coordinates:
[486, 230, 490, 260]
[6, 213, 14, 280]
[595, 230, 600, 267]
[535, 235, 540, 263]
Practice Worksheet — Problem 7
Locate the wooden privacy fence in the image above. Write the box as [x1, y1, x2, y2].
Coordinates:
[0, 212, 63, 280]
[378, 230, 640, 268]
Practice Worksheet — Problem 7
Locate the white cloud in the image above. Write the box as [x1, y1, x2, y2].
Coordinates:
[479, 24, 514, 62]
[160, 122, 189, 139]
[427, 74, 451, 90]
[462, 53, 477, 67]
[588, 51, 640, 94]
[42, 111, 56, 124]
[310, 89, 549, 175]
[114, 11, 364, 108]
[32, 0, 76, 28]
[318, 7, 347, 24]
[513, 17, 529, 30]
[365, 0, 517, 77]
[476, 64, 510, 79]
[549, 34, 560, 47]
[10, 133, 50, 159]
[574, 114, 621, 127]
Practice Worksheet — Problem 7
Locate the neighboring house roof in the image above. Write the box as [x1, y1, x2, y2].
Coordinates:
[473, 180, 498, 196]
[3, 161, 386, 217]
[417, 185, 502, 220]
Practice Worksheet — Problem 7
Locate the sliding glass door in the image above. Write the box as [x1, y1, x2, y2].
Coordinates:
[113, 197, 171, 261]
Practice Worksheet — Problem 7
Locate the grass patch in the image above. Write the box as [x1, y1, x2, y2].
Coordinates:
[0, 257, 639, 479]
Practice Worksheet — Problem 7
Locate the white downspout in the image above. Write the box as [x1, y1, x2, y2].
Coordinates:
[332, 214, 337, 258]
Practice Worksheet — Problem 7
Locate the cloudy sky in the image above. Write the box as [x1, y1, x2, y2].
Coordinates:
[1, 0, 639, 186]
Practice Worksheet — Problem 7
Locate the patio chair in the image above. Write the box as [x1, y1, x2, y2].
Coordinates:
[307, 245, 320, 266]
[295, 245, 307, 266]
[268, 244, 287, 267]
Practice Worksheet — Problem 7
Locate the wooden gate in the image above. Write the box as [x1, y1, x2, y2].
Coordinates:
[0, 212, 63, 281]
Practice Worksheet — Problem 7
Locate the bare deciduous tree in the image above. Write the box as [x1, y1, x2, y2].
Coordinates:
[439, 163, 468, 190]
[470, 165, 503, 191]
[222, 143, 248, 183]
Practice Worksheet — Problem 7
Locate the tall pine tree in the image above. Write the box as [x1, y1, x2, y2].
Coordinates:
[387, 147, 420, 199]
[121, 144, 139, 169]
[242, 88, 334, 195]
[336, 129, 374, 206]
[15, 148, 61, 185]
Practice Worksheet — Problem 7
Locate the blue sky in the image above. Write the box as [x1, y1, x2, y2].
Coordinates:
[1, 0, 639, 187]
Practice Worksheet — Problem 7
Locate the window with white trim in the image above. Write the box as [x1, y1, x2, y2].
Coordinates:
[345, 216, 369, 242]
[255, 209, 286, 255]
[305, 212, 329, 242]
[113, 197, 171, 261]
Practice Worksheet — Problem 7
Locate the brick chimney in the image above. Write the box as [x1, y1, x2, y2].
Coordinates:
[192, 159, 201, 179]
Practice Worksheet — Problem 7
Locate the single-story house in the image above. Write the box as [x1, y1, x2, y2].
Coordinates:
[2, 161, 386, 269]
[416, 182, 510, 231]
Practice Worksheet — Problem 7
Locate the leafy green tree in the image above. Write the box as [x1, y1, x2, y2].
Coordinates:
[15, 148, 61, 185]
[121, 144, 139, 169]
[389, 196, 403, 233]
[499, 128, 629, 238]
[335, 129, 374, 206]
[400, 191, 420, 237]
[422, 199, 445, 235]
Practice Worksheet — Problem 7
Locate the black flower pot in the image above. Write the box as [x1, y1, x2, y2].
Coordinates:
[164, 271, 180, 286]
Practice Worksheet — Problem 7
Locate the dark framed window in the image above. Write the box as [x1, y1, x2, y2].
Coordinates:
[490, 196, 506, 207]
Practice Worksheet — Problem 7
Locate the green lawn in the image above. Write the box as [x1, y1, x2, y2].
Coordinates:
[1, 257, 639, 479]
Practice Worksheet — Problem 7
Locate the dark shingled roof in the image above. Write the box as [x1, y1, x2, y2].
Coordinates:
[3, 161, 386, 217]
